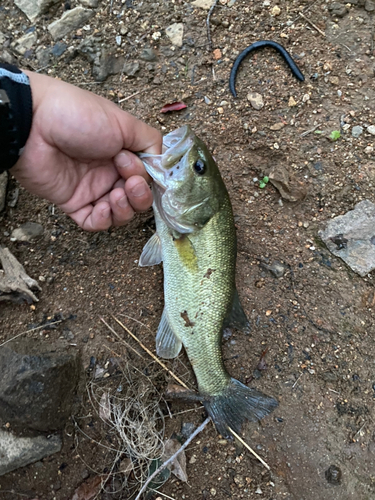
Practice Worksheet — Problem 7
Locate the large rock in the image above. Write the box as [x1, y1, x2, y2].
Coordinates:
[0, 430, 61, 476]
[0, 340, 81, 433]
[15, 0, 60, 23]
[319, 200, 375, 276]
[48, 7, 95, 41]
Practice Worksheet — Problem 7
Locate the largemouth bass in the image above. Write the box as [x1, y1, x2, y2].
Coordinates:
[139, 126, 277, 438]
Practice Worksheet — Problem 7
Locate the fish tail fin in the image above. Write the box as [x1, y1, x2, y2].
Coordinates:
[202, 378, 278, 438]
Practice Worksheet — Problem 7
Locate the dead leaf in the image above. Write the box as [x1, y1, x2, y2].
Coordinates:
[70, 475, 106, 500]
[99, 392, 111, 422]
[160, 102, 187, 113]
[269, 165, 307, 202]
[162, 438, 188, 482]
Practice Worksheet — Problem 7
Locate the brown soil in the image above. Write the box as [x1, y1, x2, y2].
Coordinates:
[1, 1, 375, 499]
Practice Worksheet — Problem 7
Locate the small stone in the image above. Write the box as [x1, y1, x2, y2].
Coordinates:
[204, 96, 212, 105]
[51, 42, 67, 57]
[255, 487, 263, 494]
[210, 488, 217, 496]
[367, 125, 375, 135]
[11, 222, 44, 242]
[0, 172, 7, 213]
[329, 76, 340, 85]
[325, 465, 342, 485]
[234, 475, 244, 487]
[79, 0, 99, 6]
[213, 48, 222, 60]
[319, 200, 375, 276]
[269, 122, 285, 131]
[92, 52, 125, 81]
[165, 23, 184, 47]
[152, 31, 161, 41]
[263, 260, 287, 278]
[247, 92, 264, 110]
[0, 32, 7, 45]
[365, 0, 375, 10]
[192, 0, 214, 8]
[302, 94, 310, 102]
[352, 125, 363, 138]
[15, 0, 60, 22]
[115, 35, 121, 46]
[218, 439, 227, 445]
[181, 422, 196, 439]
[140, 47, 157, 61]
[48, 7, 95, 41]
[120, 25, 128, 35]
[11, 32, 37, 55]
[189, 455, 197, 464]
[217, 107, 224, 114]
[271, 5, 281, 15]
[288, 96, 297, 106]
[328, 2, 348, 17]
[123, 61, 140, 76]
[365, 146, 374, 154]
[0, 430, 61, 476]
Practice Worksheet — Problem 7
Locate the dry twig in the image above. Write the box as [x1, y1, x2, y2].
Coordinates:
[299, 12, 326, 37]
[206, 0, 219, 51]
[112, 316, 190, 390]
[227, 427, 271, 471]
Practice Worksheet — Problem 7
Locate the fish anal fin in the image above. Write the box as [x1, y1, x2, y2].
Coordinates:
[139, 232, 162, 267]
[224, 288, 250, 332]
[156, 308, 182, 359]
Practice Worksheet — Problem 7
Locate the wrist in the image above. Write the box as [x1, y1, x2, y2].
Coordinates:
[0, 64, 33, 173]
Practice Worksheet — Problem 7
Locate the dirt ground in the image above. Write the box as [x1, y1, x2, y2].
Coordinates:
[1, 0, 375, 499]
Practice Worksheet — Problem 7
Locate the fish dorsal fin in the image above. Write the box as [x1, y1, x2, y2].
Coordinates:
[156, 308, 182, 359]
[224, 288, 250, 332]
[139, 233, 162, 267]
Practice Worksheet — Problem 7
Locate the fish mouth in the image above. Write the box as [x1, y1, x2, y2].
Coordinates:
[138, 125, 194, 190]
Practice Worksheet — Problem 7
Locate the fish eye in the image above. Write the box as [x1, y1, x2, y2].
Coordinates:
[193, 158, 206, 175]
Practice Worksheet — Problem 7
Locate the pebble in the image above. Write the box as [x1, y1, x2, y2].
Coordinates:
[329, 76, 340, 85]
[352, 125, 363, 138]
[189, 455, 197, 464]
[123, 61, 140, 76]
[365, 0, 375, 11]
[204, 96, 212, 105]
[166, 23, 184, 47]
[11, 32, 37, 55]
[79, 0, 99, 6]
[10, 222, 44, 242]
[255, 487, 263, 494]
[210, 488, 217, 496]
[140, 47, 157, 61]
[325, 464, 342, 484]
[247, 92, 264, 110]
[367, 125, 375, 135]
[288, 96, 297, 107]
[191, 0, 214, 8]
[328, 2, 348, 17]
[213, 48, 222, 60]
[270, 5, 281, 15]
[115, 35, 121, 46]
[365, 146, 374, 154]
[269, 122, 284, 131]
[51, 42, 67, 57]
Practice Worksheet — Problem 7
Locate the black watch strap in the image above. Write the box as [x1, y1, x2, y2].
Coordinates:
[0, 64, 33, 174]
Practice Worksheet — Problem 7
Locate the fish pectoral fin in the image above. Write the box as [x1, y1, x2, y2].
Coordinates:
[139, 232, 163, 267]
[156, 308, 182, 359]
[223, 288, 250, 333]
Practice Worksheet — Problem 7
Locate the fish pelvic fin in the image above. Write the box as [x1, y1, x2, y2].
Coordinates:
[156, 308, 182, 359]
[202, 378, 278, 439]
[223, 289, 250, 333]
[139, 232, 163, 267]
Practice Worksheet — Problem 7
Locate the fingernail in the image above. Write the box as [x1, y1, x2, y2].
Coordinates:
[130, 182, 148, 197]
[101, 207, 111, 219]
[115, 152, 131, 169]
[117, 195, 129, 209]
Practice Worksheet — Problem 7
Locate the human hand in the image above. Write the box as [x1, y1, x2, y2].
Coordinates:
[10, 71, 162, 231]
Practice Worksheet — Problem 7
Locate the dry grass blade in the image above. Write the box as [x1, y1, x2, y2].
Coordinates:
[100, 317, 145, 359]
[0, 320, 63, 348]
[112, 315, 189, 390]
[227, 427, 270, 471]
[134, 417, 211, 500]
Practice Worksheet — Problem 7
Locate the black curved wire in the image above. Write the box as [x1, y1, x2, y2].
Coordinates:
[229, 40, 305, 98]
